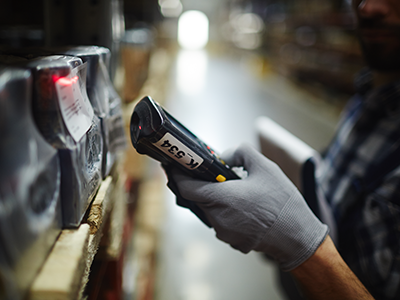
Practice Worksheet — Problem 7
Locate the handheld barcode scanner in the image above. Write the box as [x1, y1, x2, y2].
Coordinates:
[130, 96, 240, 182]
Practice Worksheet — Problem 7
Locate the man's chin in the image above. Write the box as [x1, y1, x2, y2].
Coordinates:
[361, 43, 400, 71]
[365, 58, 400, 71]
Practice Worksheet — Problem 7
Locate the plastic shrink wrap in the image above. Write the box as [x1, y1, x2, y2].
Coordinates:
[23, 55, 103, 227]
[95, 46, 127, 170]
[57, 46, 126, 177]
[0, 66, 62, 300]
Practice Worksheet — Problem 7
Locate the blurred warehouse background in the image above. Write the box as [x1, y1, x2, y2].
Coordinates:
[0, 1, 363, 300]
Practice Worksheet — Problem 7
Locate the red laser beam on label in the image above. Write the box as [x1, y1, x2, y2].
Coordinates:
[54, 75, 79, 86]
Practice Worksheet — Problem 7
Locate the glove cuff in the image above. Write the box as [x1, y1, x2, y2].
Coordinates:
[260, 192, 329, 272]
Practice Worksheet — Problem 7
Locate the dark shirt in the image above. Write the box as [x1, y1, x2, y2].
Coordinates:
[319, 71, 400, 299]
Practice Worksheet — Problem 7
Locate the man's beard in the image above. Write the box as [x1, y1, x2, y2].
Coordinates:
[359, 37, 400, 71]
[357, 20, 400, 71]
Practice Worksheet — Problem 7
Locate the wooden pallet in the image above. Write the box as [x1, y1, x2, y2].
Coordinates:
[29, 177, 114, 300]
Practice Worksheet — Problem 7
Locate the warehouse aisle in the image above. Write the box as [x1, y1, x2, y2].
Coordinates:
[153, 48, 340, 300]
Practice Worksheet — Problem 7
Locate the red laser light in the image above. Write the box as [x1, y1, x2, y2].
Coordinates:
[54, 75, 79, 87]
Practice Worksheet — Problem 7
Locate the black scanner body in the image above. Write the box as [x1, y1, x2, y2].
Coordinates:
[130, 96, 239, 182]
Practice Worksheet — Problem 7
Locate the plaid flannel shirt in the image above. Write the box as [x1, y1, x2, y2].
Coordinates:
[319, 70, 400, 299]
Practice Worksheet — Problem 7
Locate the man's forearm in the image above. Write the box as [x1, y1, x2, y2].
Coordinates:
[290, 236, 374, 300]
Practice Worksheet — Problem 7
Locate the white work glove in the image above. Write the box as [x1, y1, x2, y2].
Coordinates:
[170, 143, 328, 271]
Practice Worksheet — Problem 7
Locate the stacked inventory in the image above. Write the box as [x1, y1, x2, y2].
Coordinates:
[0, 47, 126, 300]
[0, 66, 62, 299]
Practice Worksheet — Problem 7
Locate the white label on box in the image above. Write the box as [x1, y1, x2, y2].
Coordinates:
[55, 63, 94, 143]
[154, 132, 204, 170]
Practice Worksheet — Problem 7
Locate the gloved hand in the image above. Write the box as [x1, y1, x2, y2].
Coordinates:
[169, 143, 328, 271]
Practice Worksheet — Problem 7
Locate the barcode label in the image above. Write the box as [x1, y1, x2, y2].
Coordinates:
[55, 63, 94, 142]
[154, 133, 203, 170]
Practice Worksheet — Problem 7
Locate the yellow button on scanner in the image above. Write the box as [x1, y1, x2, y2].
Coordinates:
[216, 174, 226, 182]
